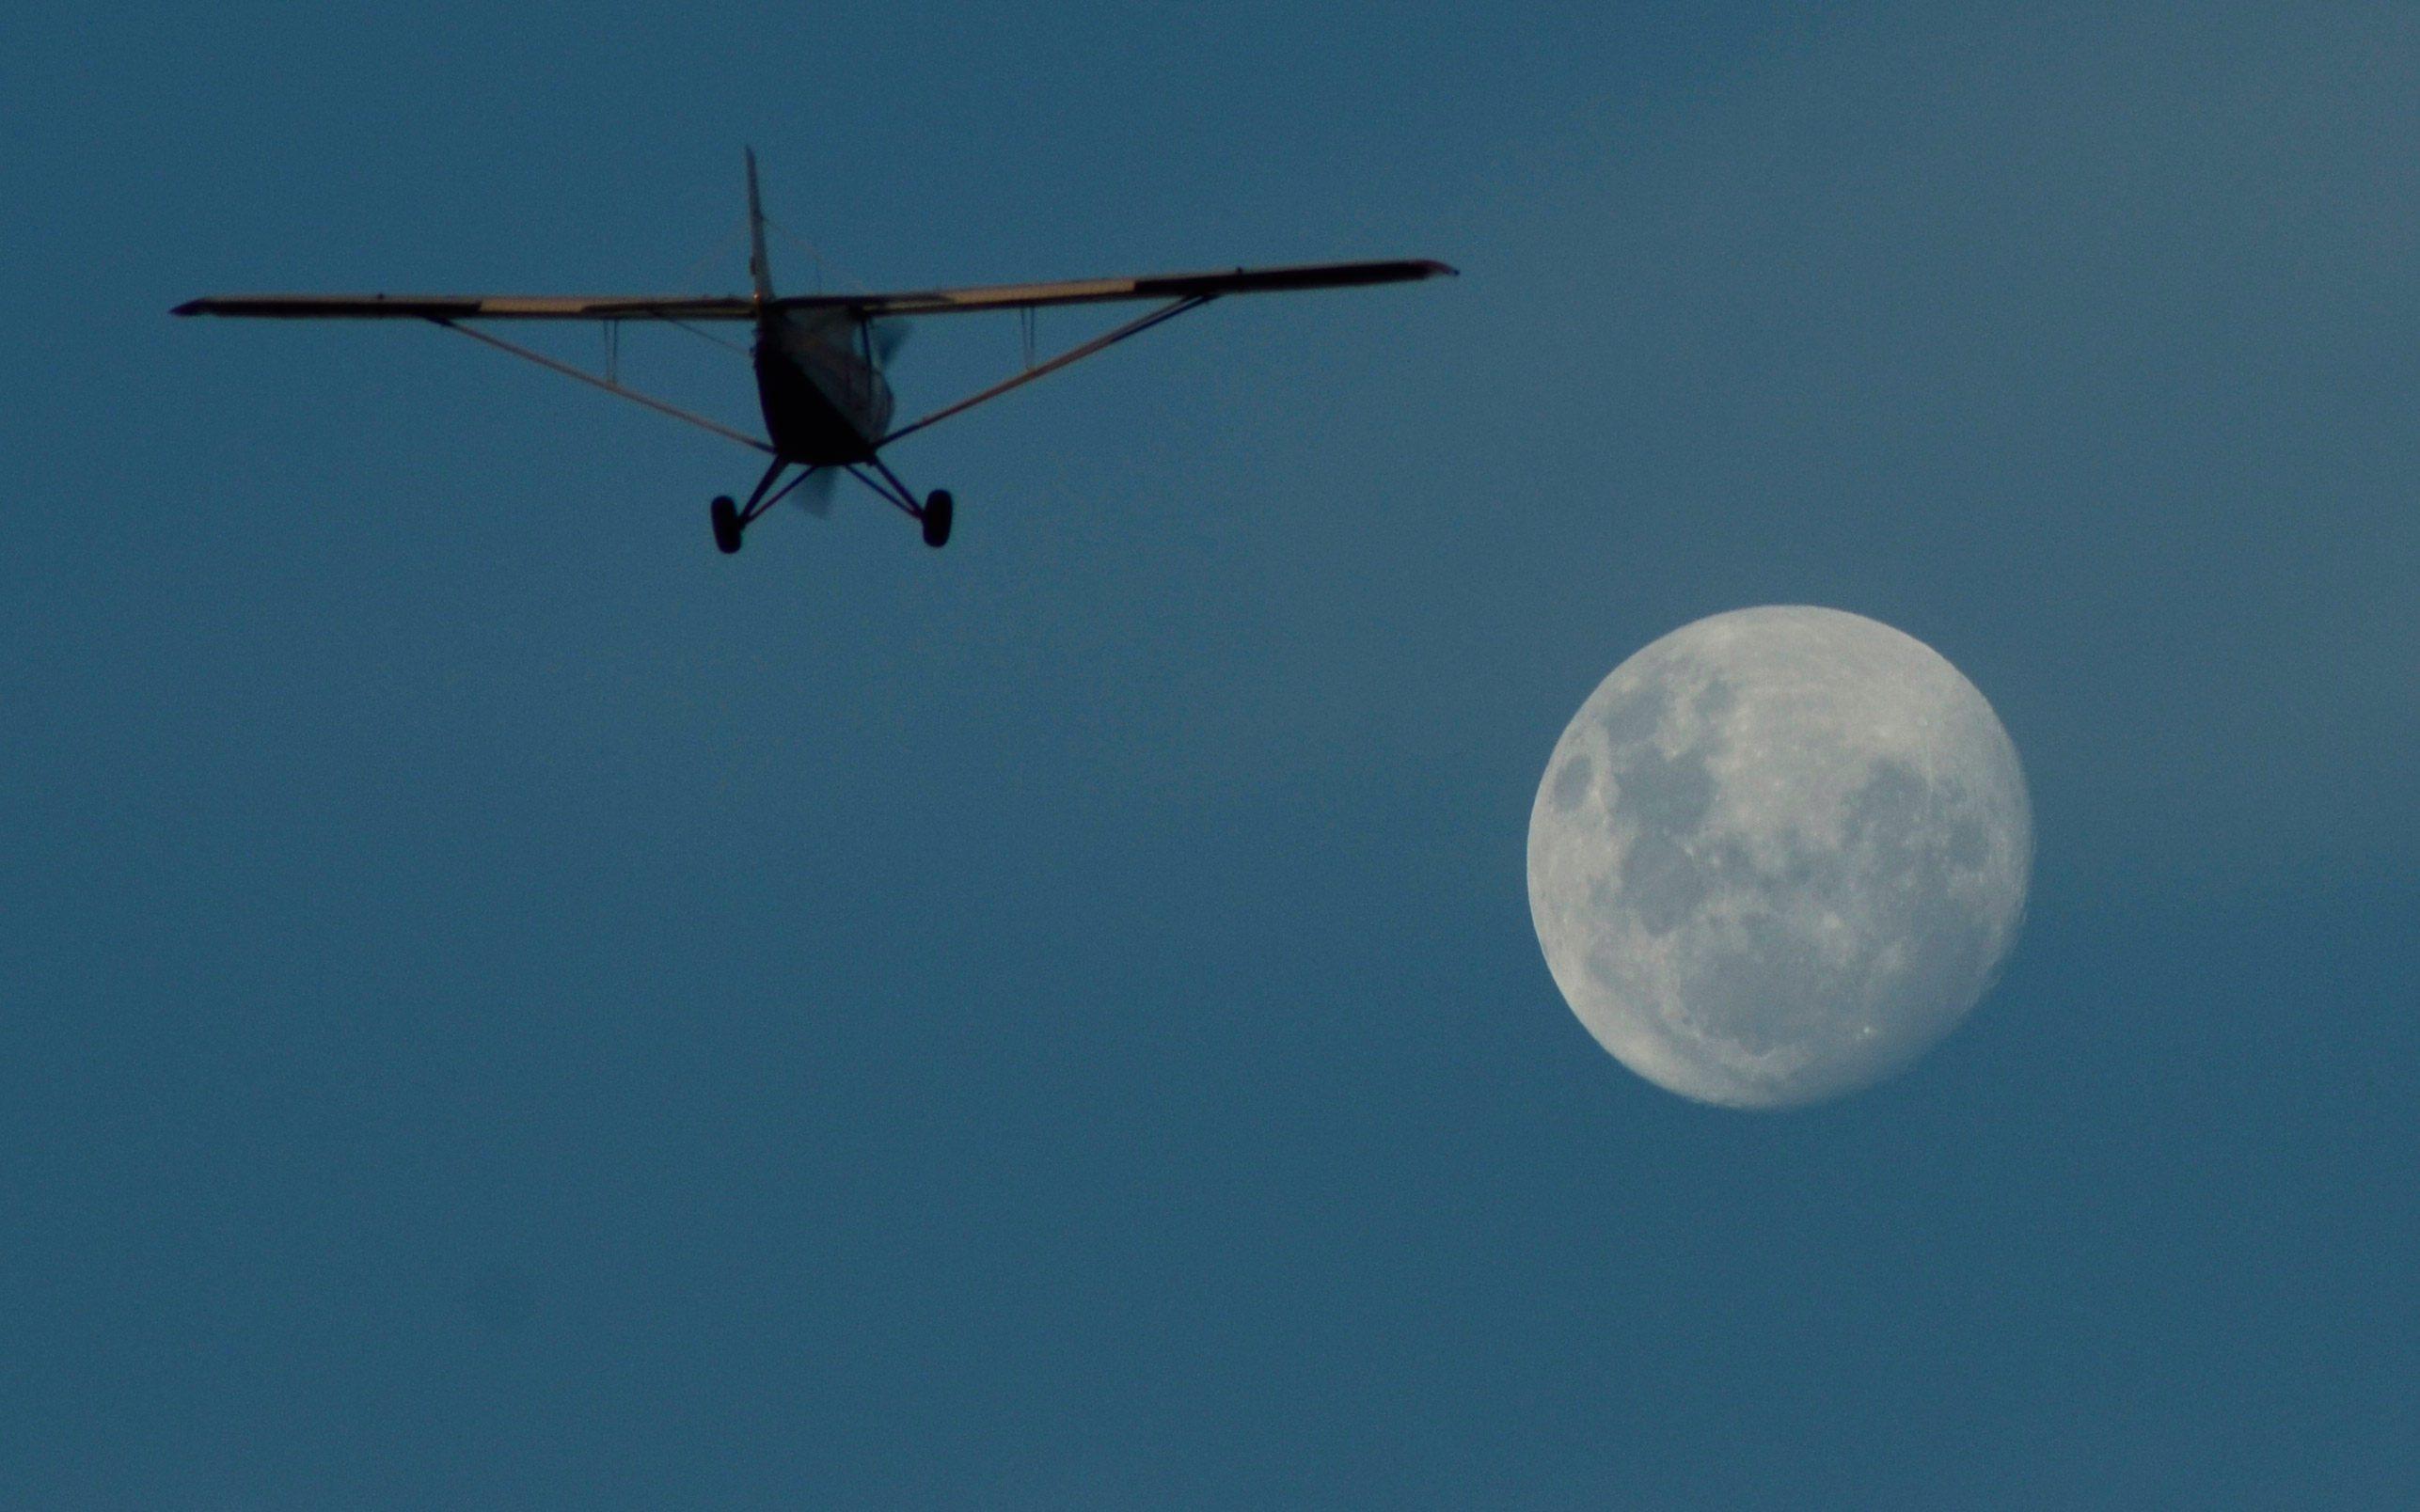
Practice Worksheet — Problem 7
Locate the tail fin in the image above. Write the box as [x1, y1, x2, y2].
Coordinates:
[745, 147, 775, 307]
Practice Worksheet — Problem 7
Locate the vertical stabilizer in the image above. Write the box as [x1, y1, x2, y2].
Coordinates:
[745, 148, 775, 307]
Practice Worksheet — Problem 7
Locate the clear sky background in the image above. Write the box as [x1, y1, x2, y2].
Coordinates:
[5, 1, 2416, 1506]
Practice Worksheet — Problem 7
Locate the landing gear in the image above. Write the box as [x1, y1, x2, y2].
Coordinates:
[851, 457, 957, 549]
[712, 458, 816, 555]
[712, 455, 954, 554]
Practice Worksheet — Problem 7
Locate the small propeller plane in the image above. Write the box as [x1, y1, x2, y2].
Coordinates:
[176, 151, 1454, 554]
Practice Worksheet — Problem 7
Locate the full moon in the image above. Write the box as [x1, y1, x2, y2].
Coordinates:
[1527, 606, 2032, 1109]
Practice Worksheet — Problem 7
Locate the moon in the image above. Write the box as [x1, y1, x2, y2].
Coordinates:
[1526, 606, 2032, 1109]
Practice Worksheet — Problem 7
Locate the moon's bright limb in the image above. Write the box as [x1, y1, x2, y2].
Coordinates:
[1526, 606, 2032, 1109]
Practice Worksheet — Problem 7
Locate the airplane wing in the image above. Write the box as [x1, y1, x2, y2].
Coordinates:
[171, 294, 756, 320]
[782, 259, 1455, 318]
[171, 256, 1455, 455]
[171, 260, 1455, 322]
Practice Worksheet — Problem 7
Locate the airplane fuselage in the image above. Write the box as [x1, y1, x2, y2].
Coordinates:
[754, 307, 894, 465]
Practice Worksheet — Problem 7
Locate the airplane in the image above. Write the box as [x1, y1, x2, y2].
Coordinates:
[176, 150, 1455, 555]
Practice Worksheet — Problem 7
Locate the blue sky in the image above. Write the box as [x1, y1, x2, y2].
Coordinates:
[5, 1, 2416, 1506]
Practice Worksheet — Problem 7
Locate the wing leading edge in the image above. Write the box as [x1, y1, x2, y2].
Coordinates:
[171, 259, 1456, 322]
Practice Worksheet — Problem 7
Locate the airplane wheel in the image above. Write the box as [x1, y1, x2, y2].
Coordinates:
[710, 495, 742, 555]
[922, 489, 954, 548]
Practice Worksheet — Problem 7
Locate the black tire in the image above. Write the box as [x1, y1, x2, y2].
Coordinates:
[921, 489, 954, 548]
[710, 495, 743, 555]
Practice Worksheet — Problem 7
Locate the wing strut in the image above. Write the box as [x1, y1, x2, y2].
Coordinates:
[436, 320, 773, 454]
[881, 294, 1213, 446]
